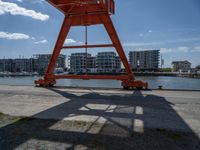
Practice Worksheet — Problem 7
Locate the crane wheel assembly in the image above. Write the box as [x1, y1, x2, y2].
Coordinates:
[35, 0, 148, 90]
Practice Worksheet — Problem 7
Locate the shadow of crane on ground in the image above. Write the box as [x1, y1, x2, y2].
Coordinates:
[0, 88, 199, 150]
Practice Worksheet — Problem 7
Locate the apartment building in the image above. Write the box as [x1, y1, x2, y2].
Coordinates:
[96, 52, 121, 73]
[69, 53, 95, 73]
[0, 54, 66, 75]
[172, 60, 191, 72]
[129, 50, 160, 71]
[69, 52, 121, 73]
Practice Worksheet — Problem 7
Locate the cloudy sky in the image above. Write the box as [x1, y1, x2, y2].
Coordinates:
[0, 0, 200, 67]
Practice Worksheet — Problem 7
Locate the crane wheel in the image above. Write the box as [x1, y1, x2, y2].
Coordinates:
[123, 86, 130, 90]
[136, 87, 143, 90]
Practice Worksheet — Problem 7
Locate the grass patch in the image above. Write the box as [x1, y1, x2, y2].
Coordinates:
[0, 112, 24, 127]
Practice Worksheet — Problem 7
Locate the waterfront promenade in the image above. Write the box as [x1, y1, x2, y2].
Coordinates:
[0, 71, 200, 78]
[0, 85, 200, 149]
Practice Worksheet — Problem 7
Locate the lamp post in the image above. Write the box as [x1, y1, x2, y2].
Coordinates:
[3, 56, 5, 72]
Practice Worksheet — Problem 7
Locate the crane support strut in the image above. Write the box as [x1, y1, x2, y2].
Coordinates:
[35, 0, 148, 89]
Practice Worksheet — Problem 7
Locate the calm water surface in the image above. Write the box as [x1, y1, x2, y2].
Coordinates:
[0, 76, 200, 90]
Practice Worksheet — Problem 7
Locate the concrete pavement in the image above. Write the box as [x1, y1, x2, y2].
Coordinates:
[0, 85, 200, 149]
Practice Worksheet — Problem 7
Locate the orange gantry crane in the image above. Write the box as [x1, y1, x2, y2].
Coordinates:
[35, 0, 148, 89]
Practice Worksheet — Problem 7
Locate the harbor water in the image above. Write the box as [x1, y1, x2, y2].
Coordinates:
[0, 76, 200, 90]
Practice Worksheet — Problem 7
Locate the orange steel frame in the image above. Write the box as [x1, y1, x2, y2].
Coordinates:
[35, 0, 148, 89]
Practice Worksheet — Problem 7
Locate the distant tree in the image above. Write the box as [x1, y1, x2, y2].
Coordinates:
[196, 65, 200, 70]
[160, 68, 172, 72]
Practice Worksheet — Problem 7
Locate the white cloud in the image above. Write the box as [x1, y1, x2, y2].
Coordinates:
[159, 48, 172, 53]
[0, 31, 30, 40]
[65, 38, 77, 44]
[139, 33, 144, 37]
[124, 37, 200, 47]
[28, 0, 45, 4]
[33, 0, 45, 4]
[34, 39, 48, 44]
[161, 47, 187, 53]
[124, 41, 162, 47]
[131, 46, 200, 54]
[37, 0, 45, 3]
[0, 0, 49, 21]
[194, 46, 200, 52]
[160, 46, 197, 53]
[15, 0, 23, 3]
[78, 41, 84, 44]
[177, 46, 189, 52]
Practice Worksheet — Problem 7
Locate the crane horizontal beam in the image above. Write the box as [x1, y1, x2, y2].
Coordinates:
[53, 75, 129, 80]
[62, 44, 114, 49]
[47, 0, 114, 15]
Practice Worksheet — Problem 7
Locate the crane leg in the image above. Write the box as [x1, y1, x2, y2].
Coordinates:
[35, 16, 71, 87]
[100, 14, 148, 89]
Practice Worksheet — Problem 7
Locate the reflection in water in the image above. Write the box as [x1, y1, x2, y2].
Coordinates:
[0, 76, 200, 90]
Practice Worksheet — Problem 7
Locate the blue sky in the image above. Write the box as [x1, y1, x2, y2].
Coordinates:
[0, 0, 200, 67]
